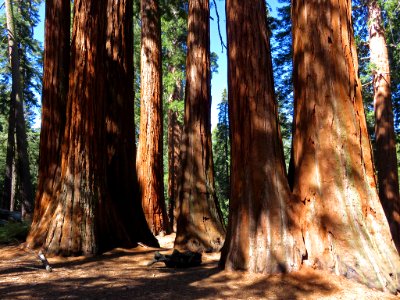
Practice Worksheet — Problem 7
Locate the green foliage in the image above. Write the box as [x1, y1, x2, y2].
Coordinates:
[269, 0, 293, 167]
[212, 89, 229, 224]
[0, 221, 30, 244]
[0, 0, 43, 209]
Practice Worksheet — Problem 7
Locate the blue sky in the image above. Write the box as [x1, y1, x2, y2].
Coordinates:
[32, 1, 281, 129]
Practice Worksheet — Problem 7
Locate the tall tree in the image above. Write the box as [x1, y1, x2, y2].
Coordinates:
[212, 88, 230, 222]
[27, 0, 158, 255]
[291, 0, 400, 292]
[5, 0, 34, 218]
[368, 0, 400, 253]
[161, 2, 187, 231]
[167, 75, 183, 231]
[137, 0, 169, 235]
[174, 0, 225, 252]
[1, 91, 15, 210]
[220, 0, 305, 273]
[26, 0, 70, 245]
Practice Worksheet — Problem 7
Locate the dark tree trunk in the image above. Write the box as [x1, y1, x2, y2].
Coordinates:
[5, 0, 34, 219]
[220, 0, 305, 273]
[368, 0, 400, 253]
[291, 0, 400, 293]
[27, 0, 70, 246]
[174, 0, 225, 252]
[137, 0, 170, 235]
[167, 77, 183, 232]
[27, 0, 157, 256]
[2, 99, 15, 210]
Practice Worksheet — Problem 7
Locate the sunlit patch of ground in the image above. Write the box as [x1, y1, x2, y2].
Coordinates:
[0, 233, 398, 299]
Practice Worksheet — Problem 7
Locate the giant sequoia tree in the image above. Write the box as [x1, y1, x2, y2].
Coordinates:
[27, 0, 157, 255]
[291, 0, 400, 292]
[368, 0, 400, 253]
[27, 0, 70, 244]
[220, 0, 305, 273]
[174, 0, 225, 252]
[137, 0, 169, 235]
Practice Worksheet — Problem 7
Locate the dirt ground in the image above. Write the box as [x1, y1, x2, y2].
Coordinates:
[0, 234, 399, 300]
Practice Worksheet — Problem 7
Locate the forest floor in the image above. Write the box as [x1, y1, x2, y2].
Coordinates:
[0, 233, 399, 300]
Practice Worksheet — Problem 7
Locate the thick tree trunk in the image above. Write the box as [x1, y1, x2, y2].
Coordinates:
[2, 100, 15, 210]
[102, 0, 158, 250]
[167, 78, 183, 231]
[291, 0, 400, 293]
[368, 0, 400, 253]
[137, 0, 169, 235]
[5, 0, 33, 219]
[174, 0, 225, 252]
[26, 0, 70, 247]
[27, 0, 158, 256]
[220, 0, 305, 273]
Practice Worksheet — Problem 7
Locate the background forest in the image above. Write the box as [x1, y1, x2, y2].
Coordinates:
[0, 0, 399, 221]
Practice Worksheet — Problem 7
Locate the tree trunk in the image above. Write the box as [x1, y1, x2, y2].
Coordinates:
[368, 0, 400, 253]
[27, 0, 158, 256]
[5, 0, 33, 219]
[167, 77, 183, 232]
[174, 0, 225, 252]
[2, 99, 15, 210]
[137, 0, 169, 235]
[220, 0, 305, 273]
[291, 0, 400, 293]
[26, 0, 70, 247]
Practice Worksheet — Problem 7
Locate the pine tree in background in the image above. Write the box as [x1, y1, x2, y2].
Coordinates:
[0, 0, 43, 213]
[212, 88, 229, 223]
[4, 0, 35, 218]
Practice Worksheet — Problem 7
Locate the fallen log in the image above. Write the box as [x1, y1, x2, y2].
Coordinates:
[148, 249, 202, 268]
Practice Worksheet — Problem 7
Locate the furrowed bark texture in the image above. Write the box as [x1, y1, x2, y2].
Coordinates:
[28, 0, 158, 256]
[174, 0, 225, 252]
[167, 78, 183, 231]
[291, 0, 400, 293]
[368, 0, 400, 253]
[137, 0, 169, 235]
[220, 0, 305, 274]
[5, 0, 34, 219]
[27, 0, 70, 247]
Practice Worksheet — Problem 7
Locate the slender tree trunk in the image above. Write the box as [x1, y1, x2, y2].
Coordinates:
[174, 0, 225, 252]
[137, 0, 169, 235]
[220, 0, 305, 273]
[2, 101, 15, 210]
[10, 156, 16, 211]
[368, 0, 400, 253]
[27, 0, 157, 256]
[26, 0, 70, 247]
[291, 0, 400, 293]
[167, 77, 183, 231]
[5, 0, 33, 219]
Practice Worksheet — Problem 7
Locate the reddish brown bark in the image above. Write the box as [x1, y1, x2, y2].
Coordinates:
[136, 0, 169, 235]
[27, 0, 157, 256]
[174, 0, 225, 252]
[368, 0, 400, 253]
[167, 78, 183, 232]
[27, 0, 70, 246]
[220, 0, 305, 273]
[291, 0, 400, 292]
